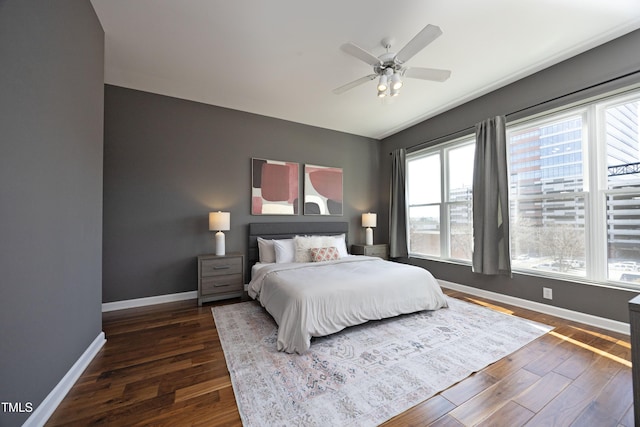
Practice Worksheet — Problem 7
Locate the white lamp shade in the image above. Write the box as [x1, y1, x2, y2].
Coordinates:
[362, 213, 377, 228]
[377, 74, 388, 92]
[390, 72, 403, 90]
[209, 211, 230, 231]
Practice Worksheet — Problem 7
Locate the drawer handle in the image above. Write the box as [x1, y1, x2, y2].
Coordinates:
[214, 283, 231, 287]
[212, 266, 231, 270]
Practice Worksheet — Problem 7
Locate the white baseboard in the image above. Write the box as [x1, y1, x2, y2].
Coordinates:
[102, 291, 197, 312]
[23, 332, 106, 427]
[439, 279, 630, 335]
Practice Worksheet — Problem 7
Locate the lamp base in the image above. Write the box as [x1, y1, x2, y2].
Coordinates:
[215, 231, 226, 256]
[365, 227, 373, 245]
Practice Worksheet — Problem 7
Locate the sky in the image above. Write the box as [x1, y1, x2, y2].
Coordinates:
[408, 141, 475, 206]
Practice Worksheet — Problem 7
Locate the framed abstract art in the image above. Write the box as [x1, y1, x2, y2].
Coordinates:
[251, 158, 299, 215]
[304, 164, 343, 215]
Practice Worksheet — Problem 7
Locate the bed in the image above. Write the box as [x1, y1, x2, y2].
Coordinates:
[247, 222, 449, 354]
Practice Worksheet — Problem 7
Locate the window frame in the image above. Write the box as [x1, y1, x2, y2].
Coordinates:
[407, 135, 475, 263]
[507, 107, 591, 280]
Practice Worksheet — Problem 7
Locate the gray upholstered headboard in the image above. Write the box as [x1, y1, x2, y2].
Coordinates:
[247, 222, 349, 278]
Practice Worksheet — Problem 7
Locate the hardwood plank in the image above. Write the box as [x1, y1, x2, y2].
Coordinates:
[619, 401, 635, 427]
[155, 362, 231, 397]
[99, 343, 207, 371]
[513, 371, 572, 413]
[481, 333, 554, 380]
[571, 352, 624, 393]
[131, 388, 240, 427]
[552, 345, 597, 380]
[93, 357, 195, 386]
[523, 384, 597, 427]
[48, 388, 176, 426]
[174, 376, 232, 402]
[548, 329, 632, 369]
[522, 339, 575, 376]
[570, 402, 620, 427]
[571, 368, 633, 427]
[380, 395, 456, 426]
[428, 414, 465, 427]
[449, 369, 540, 425]
[476, 401, 534, 427]
[440, 372, 497, 406]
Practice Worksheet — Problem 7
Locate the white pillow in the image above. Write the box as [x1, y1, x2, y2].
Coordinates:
[330, 234, 348, 258]
[294, 235, 342, 262]
[273, 239, 295, 263]
[257, 237, 276, 263]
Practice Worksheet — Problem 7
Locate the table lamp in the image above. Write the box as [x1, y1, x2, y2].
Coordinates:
[209, 211, 230, 256]
[362, 212, 377, 246]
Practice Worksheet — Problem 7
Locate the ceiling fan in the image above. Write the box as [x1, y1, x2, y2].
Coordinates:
[333, 24, 451, 98]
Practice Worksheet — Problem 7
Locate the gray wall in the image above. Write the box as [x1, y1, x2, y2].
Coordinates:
[0, 1, 104, 426]
[380, 29, 640, 323]
[103, 86, 379, 302]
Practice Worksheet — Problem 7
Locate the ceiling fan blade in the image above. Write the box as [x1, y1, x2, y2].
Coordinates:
[332, 74, 378, 95]
[340, 42, 382, 66]
[395, 24, 443, 64]
[404, 67, 451, 82]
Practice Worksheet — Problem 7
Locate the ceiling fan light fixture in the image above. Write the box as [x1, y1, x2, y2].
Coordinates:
[377, 89, 386, 98]
[391, 72, 403, 90]
[377, 74, 388, 92]
[390, 86, 400, 97]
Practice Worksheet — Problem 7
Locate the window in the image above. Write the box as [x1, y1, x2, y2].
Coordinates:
[602, 95, 640, 284]
[509, 91, 640, 286]
[406, 87, 640, 289]
[408, 152, 441, 257]
[508, 113, 587, 278]
[407, 138, 475, 262]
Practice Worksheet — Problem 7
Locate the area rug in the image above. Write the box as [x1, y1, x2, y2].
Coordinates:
[212, 297, 551, 426]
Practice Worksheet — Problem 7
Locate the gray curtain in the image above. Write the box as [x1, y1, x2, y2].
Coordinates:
[472, 116, 511, 275]
[389, 148, 408, 258]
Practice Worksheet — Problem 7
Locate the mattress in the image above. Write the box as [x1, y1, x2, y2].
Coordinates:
[248, 256, 448, 353]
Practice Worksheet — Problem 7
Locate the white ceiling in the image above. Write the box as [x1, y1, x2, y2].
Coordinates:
[90, 0, 640, 140]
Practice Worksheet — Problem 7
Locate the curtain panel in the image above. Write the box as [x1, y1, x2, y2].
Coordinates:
[389, 148, 408, 258]
[472, 116, 512, 275]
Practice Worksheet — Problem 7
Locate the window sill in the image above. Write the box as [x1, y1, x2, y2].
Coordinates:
[407, 253, 640, 293]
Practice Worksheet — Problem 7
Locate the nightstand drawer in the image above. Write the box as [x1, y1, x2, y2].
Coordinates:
[200, 257, 242, 277]
[366, 246, 388, 258]
[201, 274, 243, 296]
[351, 244, 389, 260]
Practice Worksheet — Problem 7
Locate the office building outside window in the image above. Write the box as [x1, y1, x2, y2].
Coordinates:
[604, 97, 640, 283]
[508, 113, 587, 277]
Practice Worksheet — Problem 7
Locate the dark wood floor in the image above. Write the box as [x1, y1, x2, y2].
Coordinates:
[46, 289, 633, 426]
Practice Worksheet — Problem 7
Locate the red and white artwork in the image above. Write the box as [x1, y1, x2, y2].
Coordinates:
[252, 158, 299, 215]
[304, 164, 343, 215]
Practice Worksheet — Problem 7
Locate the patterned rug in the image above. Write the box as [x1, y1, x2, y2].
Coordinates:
[212, 297, 551, 426]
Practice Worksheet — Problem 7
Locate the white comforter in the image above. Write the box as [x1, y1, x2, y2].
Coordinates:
[247, 256, 448, 353]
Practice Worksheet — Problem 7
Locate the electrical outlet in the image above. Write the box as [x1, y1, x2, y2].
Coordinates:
[543, 287, 553, 300]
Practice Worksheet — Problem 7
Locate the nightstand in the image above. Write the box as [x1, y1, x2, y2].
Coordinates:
[351, 244, 389, 260]
[197, 253, 244, 306]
